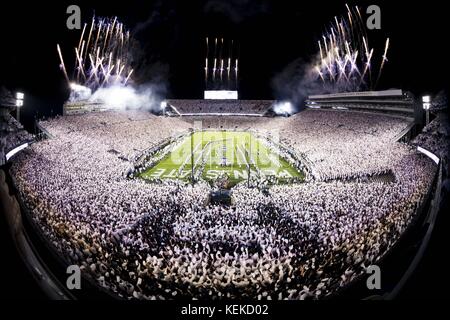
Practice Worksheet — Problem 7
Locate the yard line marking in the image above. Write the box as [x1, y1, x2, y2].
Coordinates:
[179, 140, 202, 174]
[269, 153, 281, 167]
[236, 144, 249, 167]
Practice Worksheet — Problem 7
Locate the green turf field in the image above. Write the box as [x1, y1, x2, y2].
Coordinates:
[139, 131, 304, 185]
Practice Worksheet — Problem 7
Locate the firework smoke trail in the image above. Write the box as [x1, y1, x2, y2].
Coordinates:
[227, 57, 231, 82]
[235, 58, 238, 88]
[346, 3, 355, 43]
[77, 22, 87, 82]
[354, 5, 370, 69]
[316, 66, 325, 83]
[213, 38, 218, 80]
[219, 38, 224, 83]
[75, 46, 86, 81]
[57, 44, 70, 84]
[360, 48, 374, 85]
[375, 38, 390, 88]
[93, 20, 103, 57]
[315, 5, 390, 91]
[205, 37, 209, 83]
[83, 17, 95, 66]
[58, 16, 135, 92]
[125, 70, 134, 84]
[228, 39, 233, 83]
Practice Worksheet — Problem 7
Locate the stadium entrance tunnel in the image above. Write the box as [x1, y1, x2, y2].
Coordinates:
[133, 130, 306, 186]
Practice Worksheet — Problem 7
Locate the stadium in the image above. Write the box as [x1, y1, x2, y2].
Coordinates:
[0, 1, 449, 305]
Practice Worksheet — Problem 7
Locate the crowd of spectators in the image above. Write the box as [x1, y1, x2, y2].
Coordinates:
[10, 109, 437, 299]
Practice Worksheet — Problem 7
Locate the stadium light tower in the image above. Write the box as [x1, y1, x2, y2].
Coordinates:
[16, 92, 25, 123]
[422, 95, 431, 125]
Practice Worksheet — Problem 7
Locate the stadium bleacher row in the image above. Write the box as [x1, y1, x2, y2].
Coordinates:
[306, 90, 417, 119]
[166, 99, 274, 116]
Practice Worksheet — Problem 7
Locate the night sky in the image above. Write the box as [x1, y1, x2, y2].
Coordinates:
[0, 0, 448, 126]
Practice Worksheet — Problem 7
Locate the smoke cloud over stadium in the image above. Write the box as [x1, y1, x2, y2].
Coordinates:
[272, 101, 294, 116]
[89, 84, 162, 111]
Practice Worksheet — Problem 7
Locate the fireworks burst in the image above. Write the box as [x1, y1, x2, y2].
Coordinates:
[205, 37, 239, 91]
[57, 16, 135, 92]
[314, 4, 390, 91]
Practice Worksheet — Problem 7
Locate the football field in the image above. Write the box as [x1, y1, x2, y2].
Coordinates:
[140, 131, 304, 185]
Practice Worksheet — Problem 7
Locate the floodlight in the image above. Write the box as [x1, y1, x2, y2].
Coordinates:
[16, 92, 24, 100]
